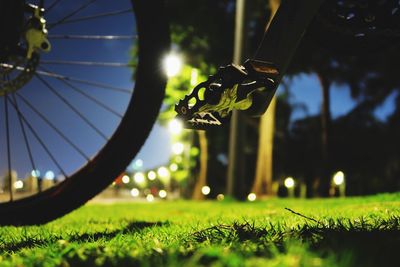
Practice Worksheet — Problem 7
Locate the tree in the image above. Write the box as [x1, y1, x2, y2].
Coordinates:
[251, 0, 280, 197]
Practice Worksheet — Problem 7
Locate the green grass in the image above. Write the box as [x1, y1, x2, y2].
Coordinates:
[1, 193, 400, 266]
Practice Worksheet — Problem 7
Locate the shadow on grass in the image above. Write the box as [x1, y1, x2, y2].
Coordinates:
[69, 221, 167, 243]
[0, 220, 167, 253]
[189, 217, 400, 266]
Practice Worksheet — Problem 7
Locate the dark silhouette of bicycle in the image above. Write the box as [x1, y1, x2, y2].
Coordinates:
[0, 0, 169, 225]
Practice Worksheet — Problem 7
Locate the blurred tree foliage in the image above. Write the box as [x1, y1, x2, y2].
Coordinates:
[162, 0, 400, 196]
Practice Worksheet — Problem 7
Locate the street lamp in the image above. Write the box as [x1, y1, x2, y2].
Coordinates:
[44, 171, 55, 180]
[122, 175, 130, 184]
[146, 194, 155, 202]
[157, 166, 171, 186]
[333, 171, 344, 186]
[284, 177, 295, 198]
[247, 193, 256, 202]
[147, 171, 157, 181]
[201, 186, 211, 196]
[157, 167, 170, 178]
[172, 142, 185, 155]
[163, 53, 182, 77]
[130, 188, 139, 197]
[14, 180, 23, 189]
[169, 163, 178, 172]
[31, 169, 40, 178]
[134, 172, 145, 185]
[333, 171, 346, 197]
[168, 119, 183, 135]
[159, 189, 167, 199]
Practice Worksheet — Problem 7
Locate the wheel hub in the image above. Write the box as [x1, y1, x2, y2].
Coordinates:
[0, 1, 50, 96]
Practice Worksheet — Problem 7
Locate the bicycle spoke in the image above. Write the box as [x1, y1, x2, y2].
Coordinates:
[35, 75, 109, 141]
[4, 95, 13, 201]
[48, 0, 98, 29]
[1, 64, 133, 93]
[15, 92, 90, 161]
[7, 95, 68, 178]
[52, 9, 133, 25]
[40, 60, 132, 68]
[59, 81, 123, 118]
[45, 0, 64, 14]
[11, 93, 38, 190]
[39, 66, 123, 118]
[35, 69, 132, 94]
[48, 35, 136, 40]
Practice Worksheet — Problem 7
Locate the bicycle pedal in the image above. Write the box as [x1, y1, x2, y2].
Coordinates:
[175, 110, 230, 130]
[175, 59, 279, 130]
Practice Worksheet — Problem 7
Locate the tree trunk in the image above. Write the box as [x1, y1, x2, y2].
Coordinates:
[317, 72, 331, 197]
[252, 96, 276, 195]
[251, 0, 280, 197]
[192, 131, 208, 199]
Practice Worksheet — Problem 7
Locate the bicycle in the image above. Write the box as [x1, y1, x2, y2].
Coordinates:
[0, 0, 398, 225]
[0, 0, 169, 225]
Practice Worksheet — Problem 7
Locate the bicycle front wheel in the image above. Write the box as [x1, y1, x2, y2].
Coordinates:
[0, 0, 169, 225]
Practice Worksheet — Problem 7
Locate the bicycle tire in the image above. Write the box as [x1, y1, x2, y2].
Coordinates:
[0, 0, 169, 225]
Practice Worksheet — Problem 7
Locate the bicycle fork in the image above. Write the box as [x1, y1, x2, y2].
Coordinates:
[175, 0, 325, 130]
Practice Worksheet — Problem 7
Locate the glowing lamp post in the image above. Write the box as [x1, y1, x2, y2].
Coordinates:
[201, 186, 211, 196]
[284, 177, 295, 198]
[247, 193, 256, 202]
[122, 175, 130, 184]
[159, 189, 167, 199]
[147, 171, 157, 181]
[163, 53, 182, 77]
[130, 188, 139, 197]
[134, 172, 146, 188]
[172, 142, 185, 155]
[168, 119, 183, 135]
[333, 171, 346, 197]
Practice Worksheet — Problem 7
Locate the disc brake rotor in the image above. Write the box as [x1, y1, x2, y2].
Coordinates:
[0, 2, 50, 96]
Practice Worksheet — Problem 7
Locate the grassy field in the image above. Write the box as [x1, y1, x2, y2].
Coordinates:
[0, 193, 399, 266]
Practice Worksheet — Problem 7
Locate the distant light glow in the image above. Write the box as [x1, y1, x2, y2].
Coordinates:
[163, 53, 182, 77]
[169, 163, 178, 172]
[333, 171, 345, 185]
[157, 167, 170, 178]
[159, 190, 167, 198]
[130, 188, 139, 197]
[31, 170, 40, 178]
[217, 194, 225, 201]
[247, 193, 257, 201]
[122, 175, 130, 184]
[146, 194, 155, 202]
[134, 159, 143, 169]
[201, 186, 211, 195]
[44, 171, 55, 180]
[172, 142, 185, 155]
[147, 171, 157, 180]
[134, 172, 145, 184]
[284, 177, 295, 188]
[168, 119, 183, 135]
[14, 180, 24, 189]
